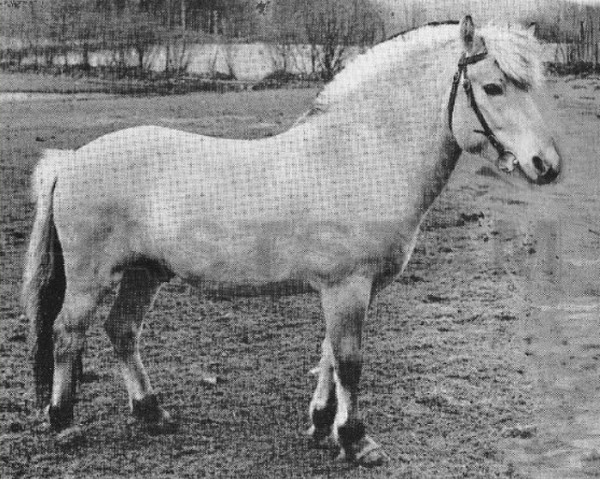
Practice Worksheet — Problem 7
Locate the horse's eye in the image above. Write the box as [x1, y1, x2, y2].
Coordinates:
[483, 83, 504, 96]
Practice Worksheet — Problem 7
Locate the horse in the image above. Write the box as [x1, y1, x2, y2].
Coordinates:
[22, 16, 561, 466]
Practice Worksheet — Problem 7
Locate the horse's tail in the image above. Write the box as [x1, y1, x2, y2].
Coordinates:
[22, 149, 69, 407]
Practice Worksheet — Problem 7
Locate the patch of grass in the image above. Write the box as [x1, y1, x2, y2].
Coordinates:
[0, 71, 116, 93]
[0, 71, 258, 95]
[0, 70, 320, 95]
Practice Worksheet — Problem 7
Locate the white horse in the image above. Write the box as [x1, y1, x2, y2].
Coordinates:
[23, 17, 561, 466]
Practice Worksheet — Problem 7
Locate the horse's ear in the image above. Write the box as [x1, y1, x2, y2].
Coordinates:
[459, 15, 476, 52]
[526, 22, 537, 38]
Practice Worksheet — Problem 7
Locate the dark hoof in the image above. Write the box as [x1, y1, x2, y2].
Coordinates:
[144, 413, 178, 435]
[353, 436, 389, 467]
[132, 395, 178, 434]
[337, 435, 389, 467]
[337, 421, 388, 467]
[56, 426, 85, 447]
[48, 404, 74, 432]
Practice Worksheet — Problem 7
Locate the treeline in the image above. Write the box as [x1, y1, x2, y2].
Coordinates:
[0, 0, 384, 80]
[1, 0, 598, 79]
[524, 0, 599, 72]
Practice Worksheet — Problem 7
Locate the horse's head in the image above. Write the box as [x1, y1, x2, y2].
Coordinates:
[449, 16, 561, 185]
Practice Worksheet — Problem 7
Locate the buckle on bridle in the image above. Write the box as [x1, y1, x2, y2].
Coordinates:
[497, 151, 518, 173]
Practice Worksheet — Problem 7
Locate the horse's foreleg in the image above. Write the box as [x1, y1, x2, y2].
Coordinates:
[50, 290, 98, 431]
[320, 276, 388, 466]
[308, 338, 337, 445]
[104, 268, 173, 428]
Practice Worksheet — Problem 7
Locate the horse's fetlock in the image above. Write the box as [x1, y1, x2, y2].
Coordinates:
[337, 419, 366, 452]
[49, 404, 74, 432]
[311, 390, 337, 432]
[132, 394, 162, 423]
[337, 357, 362, 389]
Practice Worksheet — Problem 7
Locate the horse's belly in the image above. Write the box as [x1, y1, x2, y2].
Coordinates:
[159, 218, 415, 291]
[186, 278, 316, 299]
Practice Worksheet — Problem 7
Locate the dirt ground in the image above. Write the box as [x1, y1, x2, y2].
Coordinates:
[0, 74, 598, 478]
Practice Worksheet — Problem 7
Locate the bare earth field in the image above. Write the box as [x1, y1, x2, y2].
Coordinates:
[0, 74, 598, 478]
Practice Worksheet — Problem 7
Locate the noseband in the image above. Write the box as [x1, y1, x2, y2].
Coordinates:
[447, 49, 518, 173]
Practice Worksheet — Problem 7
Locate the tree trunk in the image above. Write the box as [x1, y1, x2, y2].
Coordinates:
[137, 47, 145, 78]
[165, 0, 172, 76]
[82, 43, 90, 73]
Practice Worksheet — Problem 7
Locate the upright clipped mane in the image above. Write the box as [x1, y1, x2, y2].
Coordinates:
[306, 21, 544, 118]
[386, 20, 460, 41]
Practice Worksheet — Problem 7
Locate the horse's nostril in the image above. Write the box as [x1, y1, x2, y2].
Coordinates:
[532, 155, 546, 174]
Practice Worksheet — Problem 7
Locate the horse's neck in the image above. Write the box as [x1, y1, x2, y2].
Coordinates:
[292, 43, 463, 223]
[416, 131, 463, 214]
[380, 50, 460, 212]
[317, 71, 461, 217]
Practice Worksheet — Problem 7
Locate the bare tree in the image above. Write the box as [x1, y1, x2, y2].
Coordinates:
[125, 11, 160, 76]
[525, 0, 600, 70]
[1, 0, 385, 79]
[300, 0, 383, 81]
[48, 0, 88, 71]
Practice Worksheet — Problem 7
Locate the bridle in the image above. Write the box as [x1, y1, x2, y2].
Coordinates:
[447, 48, 518, 173]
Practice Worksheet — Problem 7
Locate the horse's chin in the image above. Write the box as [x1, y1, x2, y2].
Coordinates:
[533, 167, 561, 185]
[511, 162, 560, 186]
[497, 163, 560, 188]
[513, 164, 538, 185]
[474, 158, 539, 188]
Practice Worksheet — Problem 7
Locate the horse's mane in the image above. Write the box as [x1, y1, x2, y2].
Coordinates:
[302, 21, 544, 121]
[386, 20, 460, 41]
[479, 24, 544, 89]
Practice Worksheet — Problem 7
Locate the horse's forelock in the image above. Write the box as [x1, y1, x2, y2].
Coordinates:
[480, 26, 545, 90]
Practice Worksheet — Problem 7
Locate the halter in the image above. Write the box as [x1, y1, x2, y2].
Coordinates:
[447, 48, 518, 173]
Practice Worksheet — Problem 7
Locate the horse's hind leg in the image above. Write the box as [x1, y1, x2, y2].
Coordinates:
[50, 288, 100, 431]
[103, 268, 172, 427]
[320, 275, 388, 466]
